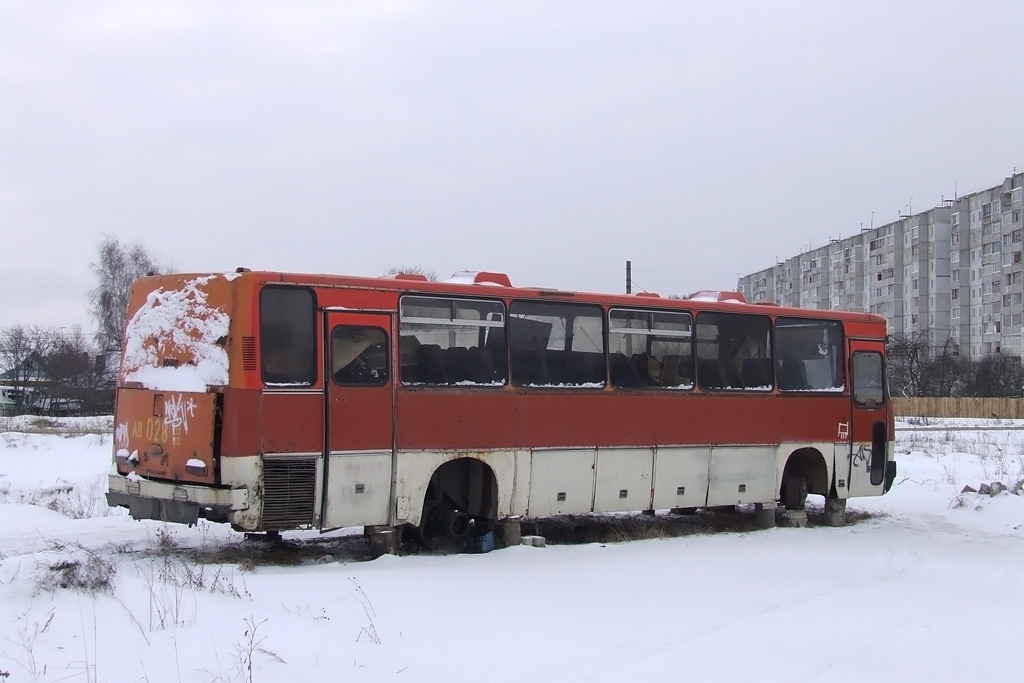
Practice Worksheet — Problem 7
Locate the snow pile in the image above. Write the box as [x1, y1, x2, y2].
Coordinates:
[120, 276, 230, 392]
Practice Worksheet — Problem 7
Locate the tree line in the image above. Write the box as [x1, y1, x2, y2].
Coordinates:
[886, 332, 1024, 398]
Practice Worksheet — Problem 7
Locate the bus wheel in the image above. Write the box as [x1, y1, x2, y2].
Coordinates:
[424, 503, 471, 539]
[781, 474, 808, 510]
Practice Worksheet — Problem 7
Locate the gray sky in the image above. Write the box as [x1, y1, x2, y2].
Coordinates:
[3, 0, 1024, 333]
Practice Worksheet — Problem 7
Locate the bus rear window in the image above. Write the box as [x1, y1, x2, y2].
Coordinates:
[260, 287, 316, 385]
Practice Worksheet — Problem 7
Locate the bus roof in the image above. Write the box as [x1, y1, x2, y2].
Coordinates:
[137, 270, 887, 327]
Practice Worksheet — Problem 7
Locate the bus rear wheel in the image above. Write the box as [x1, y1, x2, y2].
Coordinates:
[424, 502, 471, 539]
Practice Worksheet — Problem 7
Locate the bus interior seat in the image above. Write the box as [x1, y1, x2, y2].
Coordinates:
[417, 344, 447, 384]
[741, 358, 772, 389]
[443, 346, 470, 383]
[660, 355, 691, 387]
[511, 348, 551, 386]
[610, 353, 643, 387]
[484, 329, 507, 375]
[567, 351, 603, 385]
[777, 359, 808, 391]
[721, 359, 743, 388]
[464, 346, 497, 383]
[698, 359, 728, 390]
[627, 353, 658, 386]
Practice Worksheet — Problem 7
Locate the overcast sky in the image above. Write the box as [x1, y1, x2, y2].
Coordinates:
[3, 0, 1024, 333]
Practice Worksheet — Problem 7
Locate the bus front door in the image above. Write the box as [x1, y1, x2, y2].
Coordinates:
[845, 339, 890, 497]
[321, 311, 395, 531]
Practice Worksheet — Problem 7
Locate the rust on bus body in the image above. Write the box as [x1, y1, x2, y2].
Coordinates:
[114, 388, 217, 484]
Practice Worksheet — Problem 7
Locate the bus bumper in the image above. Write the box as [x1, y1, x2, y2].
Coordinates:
[107, 473, 250, 526]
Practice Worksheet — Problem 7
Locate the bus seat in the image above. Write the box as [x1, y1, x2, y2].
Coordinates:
[610, 353, 643, 387]
[567, 352, 602, 385]
[465, 346, 496, 384]
[660, 355, 691, 387]
[777, 359, 808, 391]
[417, 344, 448, 384]
[741, 358, 772, 389]
[443, 346, 471, 383]
[721, 360, 742, 388]
[631, 353, 659, 385]
[698, 359, 727, 389]
[511, 348, 551, 386]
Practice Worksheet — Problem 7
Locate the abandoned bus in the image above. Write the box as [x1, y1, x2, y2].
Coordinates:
[106, 269, 896, 544]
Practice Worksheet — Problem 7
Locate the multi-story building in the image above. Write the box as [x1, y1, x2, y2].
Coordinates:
[737, 171, 1024, 361]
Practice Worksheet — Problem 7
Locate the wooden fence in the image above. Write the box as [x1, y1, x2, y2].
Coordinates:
[892, 397, 1024, 419]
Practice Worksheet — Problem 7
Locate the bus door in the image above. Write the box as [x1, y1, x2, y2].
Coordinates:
[845, 339, 889, 497]
[321, 310, 395, 531]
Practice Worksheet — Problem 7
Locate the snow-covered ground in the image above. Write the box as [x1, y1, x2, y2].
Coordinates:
[1, 417, 1022, 682]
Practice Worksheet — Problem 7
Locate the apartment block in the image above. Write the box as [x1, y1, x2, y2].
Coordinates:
[737, 171, 1024, 361]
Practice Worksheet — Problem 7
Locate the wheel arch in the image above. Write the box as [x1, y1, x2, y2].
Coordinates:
[782, 447, 830, 498]
[419, 456, 499, 521]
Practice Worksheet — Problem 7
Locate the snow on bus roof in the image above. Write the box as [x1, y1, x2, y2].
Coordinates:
[121, 276, 230, 392]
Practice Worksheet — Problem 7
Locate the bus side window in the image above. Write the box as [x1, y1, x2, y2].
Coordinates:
[609, 308, 693, 390]
[260, 287, 316, 385]
[509, 301, 605, 388]
[399, 296, 506, 386]
[775, 318, 844, 393]
[695, 312, 772, 391]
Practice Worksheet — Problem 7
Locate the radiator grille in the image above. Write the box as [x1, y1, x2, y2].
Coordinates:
[261, 457, 316, 530]
[241, 337, 257, 371]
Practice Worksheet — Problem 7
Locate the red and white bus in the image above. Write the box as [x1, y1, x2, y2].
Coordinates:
[106, 269, 896, 545]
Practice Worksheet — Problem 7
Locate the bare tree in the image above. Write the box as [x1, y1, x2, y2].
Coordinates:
[382, 265, 438, 281]
[89, 236, 168, 352]
[44, 327, 113, 414]
[917, 336, 970, 397]
[963, 354, 1024, 398]
[0, 325, 58, 414]
[886, 332, 932, 397]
